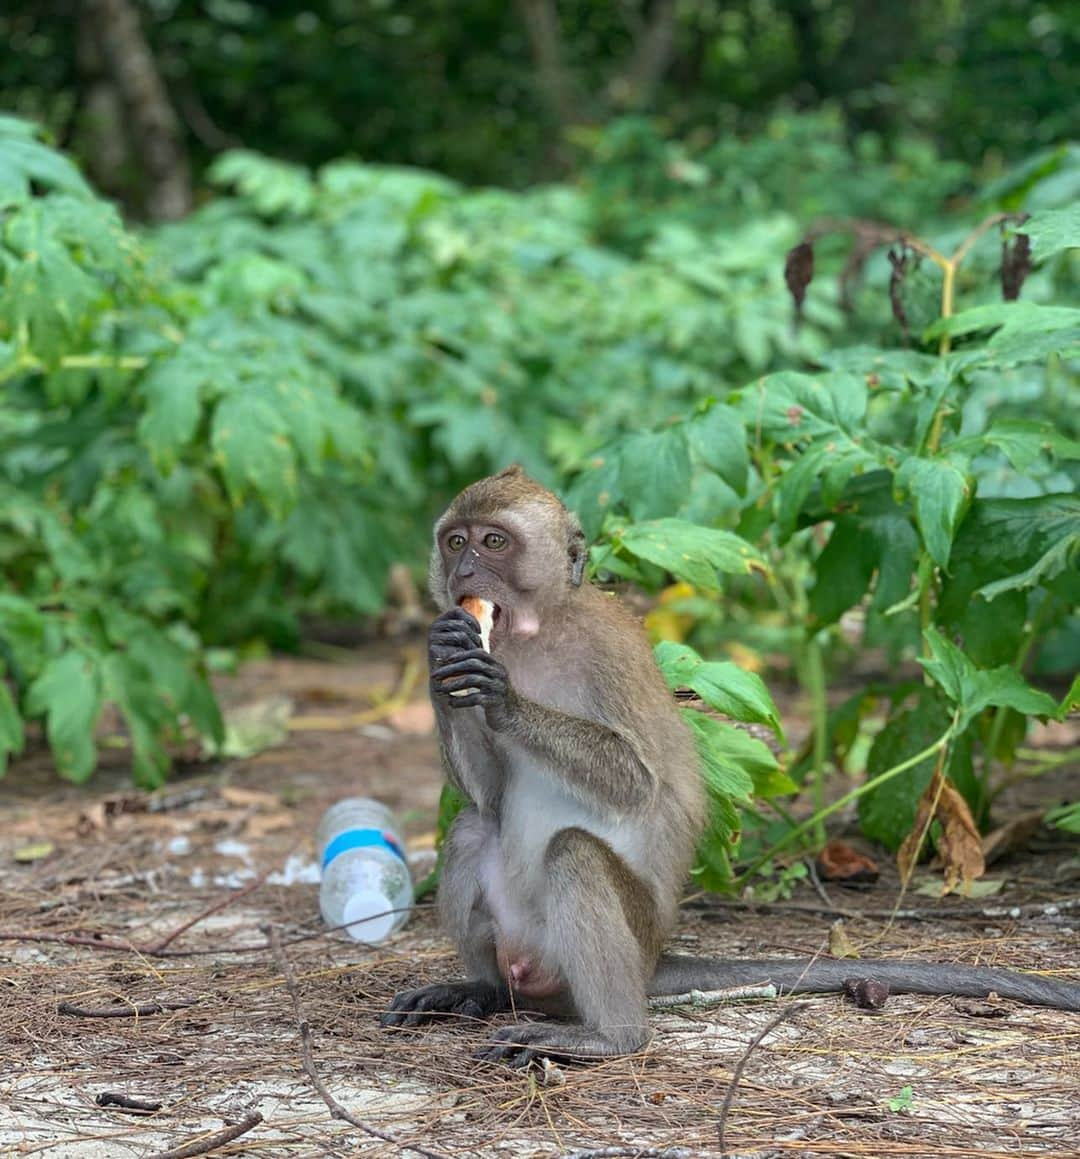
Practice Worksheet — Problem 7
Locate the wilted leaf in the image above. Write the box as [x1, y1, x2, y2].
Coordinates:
[897, 769, 985, 895]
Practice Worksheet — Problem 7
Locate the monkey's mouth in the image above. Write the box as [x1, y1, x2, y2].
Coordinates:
[458, 596, 501, 634]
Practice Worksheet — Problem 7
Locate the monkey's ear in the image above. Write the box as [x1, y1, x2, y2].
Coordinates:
[568, 516, 587, 587]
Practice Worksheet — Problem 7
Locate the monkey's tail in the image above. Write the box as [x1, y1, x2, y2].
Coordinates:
[649, 954, 1080, 1012]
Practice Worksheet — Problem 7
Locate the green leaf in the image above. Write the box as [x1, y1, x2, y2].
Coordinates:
[954, 419, 1080, 471]
[25, 650, 104, 783]
[688, 402, 749, 495]
[1046, 802, 1080, 835]
[682, 711, 754, 800]
[895, 456, 971, 569]
[743, 370, 868, 443]
[919, 628, 1059, 731]
[0, 663, 24, 776]
[101, 652, 171, 788]
[615, 428, 693, 521]
[858, 692, 977, 849]
[616, 519, 766, 591]
[656, 641, 782, 734]
[977, 533, 1079, 601]
[924, 303, 1080, 367]
[0, 120, 93, 203]
[773, 442, 830, 541]
[138, 357, 204, 470]
[808, 516, 878, 627]
[1022, 204, 1080, 261]
[211, 391, 298, 517]
[208, 150, 316, 217]
[0, 594, 47, 679]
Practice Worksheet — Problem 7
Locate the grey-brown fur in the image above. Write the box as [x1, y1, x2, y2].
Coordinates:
[383, 471, 1080, 1066]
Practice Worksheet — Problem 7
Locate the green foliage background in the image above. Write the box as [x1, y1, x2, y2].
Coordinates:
[1, 85, 1077, 877]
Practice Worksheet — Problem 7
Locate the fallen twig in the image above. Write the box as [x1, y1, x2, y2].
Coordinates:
[96, 1091, 163, 1113]
[150, 1111, 263, 1159]
[717, 1001, 806, 1156]
[649, 983, 777, 1008]
[147, 866, 275, 953]
[560, 1148, 704, 1158]
[264, 922, 450, 1159]
[59, 998, 197, 1018]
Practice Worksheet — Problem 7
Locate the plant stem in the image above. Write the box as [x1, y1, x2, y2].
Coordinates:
[983, 595, 1054, 779]
[801, 633, 829, 849]
[734, 721, 957, 886]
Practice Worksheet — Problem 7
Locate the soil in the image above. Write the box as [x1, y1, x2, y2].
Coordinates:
[1, 646, 1077, 1158]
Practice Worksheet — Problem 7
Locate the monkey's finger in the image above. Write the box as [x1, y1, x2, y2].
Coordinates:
[436, 607, 482, 631]
[431, 656, 500, 680]
[429, 627, 480, 651]
[433, 674, 502, 697]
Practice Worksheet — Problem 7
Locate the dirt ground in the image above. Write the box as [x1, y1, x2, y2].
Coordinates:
[1, 646, 1077, 1158]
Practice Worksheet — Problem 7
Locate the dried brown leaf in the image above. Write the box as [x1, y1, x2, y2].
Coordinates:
[898, 770, 985, 896]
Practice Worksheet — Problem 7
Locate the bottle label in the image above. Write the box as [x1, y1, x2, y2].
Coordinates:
[322, 828, 406, 870]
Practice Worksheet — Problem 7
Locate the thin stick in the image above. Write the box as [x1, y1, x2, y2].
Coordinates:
[649, 983, 776, 1008]
[58, 998, 197, 1018]
[150, 1111, 263, 1159]
[560, 1149, 703, 1159]
[147, 866, 274, 953]
[264, 923, 450, 1159]
[716, 1002, 805, 1155]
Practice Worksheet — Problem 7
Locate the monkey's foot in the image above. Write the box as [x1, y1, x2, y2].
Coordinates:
[474, 1022, 646, 1068]
[380, 980, 507, 1028]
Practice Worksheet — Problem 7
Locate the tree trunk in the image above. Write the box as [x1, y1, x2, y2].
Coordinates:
[84, 0, 191, 220]
[515, 0, 579, 133]
[622, 0, 680, 110]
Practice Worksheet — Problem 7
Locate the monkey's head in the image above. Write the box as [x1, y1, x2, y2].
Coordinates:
[430, 466, 587, 639]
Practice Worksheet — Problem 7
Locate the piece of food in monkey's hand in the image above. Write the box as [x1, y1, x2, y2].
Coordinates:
[449, 596, 495, 697]
[459, 596, 494, 651]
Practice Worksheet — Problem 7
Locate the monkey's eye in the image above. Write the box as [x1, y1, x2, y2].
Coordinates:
[447, 533, 467, 552]
[483, 532, 507, 551]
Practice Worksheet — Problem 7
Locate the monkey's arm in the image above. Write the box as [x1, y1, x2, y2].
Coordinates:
[649, 954, 1080, 1012]
[432, 655, 654, 810]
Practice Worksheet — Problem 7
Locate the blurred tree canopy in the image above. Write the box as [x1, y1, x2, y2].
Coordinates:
[2, 0, 1076, 217]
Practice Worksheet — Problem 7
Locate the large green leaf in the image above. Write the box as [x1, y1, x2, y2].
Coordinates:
[211, 391, 298, 516]
[919, 628, 1060, 731]
[743, 370, 868, 443]
[25, 650, 104, 783]
[656, 641, 782, 734]
[1022, 204, 1080, 261]
[895, 456, 971, 569]
[616, 519, 765, 590]
[688, 402, 749, 495]
[615, 427, 693, 521]
[682, 709, 754, 800]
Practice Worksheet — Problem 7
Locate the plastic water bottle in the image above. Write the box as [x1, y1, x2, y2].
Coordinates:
[316, 798, 413, 942]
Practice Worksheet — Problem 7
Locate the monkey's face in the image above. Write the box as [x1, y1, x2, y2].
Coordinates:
[432, 518, 519, 638]
[429, 471, 586, 638]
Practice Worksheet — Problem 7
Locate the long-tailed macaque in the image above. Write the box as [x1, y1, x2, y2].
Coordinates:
[382, 468, 1080, 1066]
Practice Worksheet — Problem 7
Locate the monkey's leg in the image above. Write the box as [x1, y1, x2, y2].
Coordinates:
[476, 827, 653, 1068]
[381, 808, 510, 1029]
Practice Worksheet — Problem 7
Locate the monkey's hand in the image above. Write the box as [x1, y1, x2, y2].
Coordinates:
[428, 606, 484, 669]
[430, 624, 512, 730]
